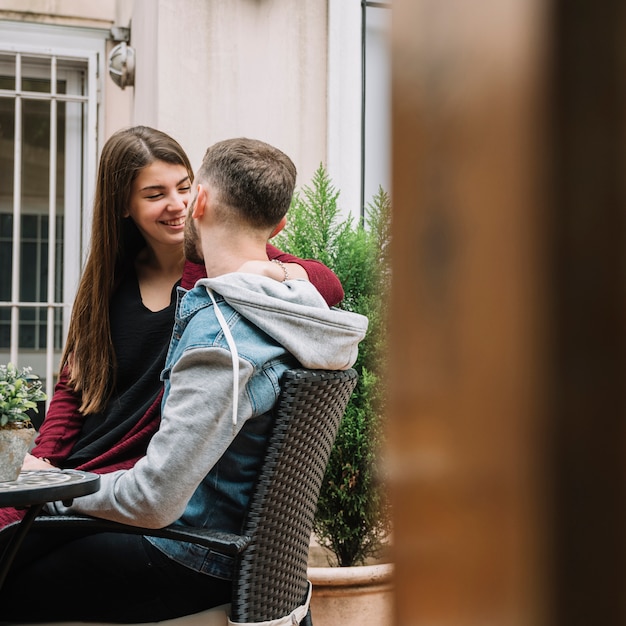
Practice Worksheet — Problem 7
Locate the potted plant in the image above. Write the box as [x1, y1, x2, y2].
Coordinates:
[274, 166, 393, 625]
[0, 363, 47, 481]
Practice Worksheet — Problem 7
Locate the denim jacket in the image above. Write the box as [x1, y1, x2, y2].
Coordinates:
[50, 273, 368, 580]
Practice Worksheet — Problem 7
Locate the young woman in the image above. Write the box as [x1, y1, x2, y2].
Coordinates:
[0, 126, 342, 527]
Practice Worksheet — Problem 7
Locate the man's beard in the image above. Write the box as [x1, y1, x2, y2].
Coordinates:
[183, 211, 204, 264]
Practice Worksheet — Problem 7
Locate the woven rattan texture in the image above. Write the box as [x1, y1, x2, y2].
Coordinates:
[231, 368, 358, 622]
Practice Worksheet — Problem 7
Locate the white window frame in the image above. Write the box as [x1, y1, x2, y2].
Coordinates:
[0, 20, 104, 402]
[327, 1, 391, 221]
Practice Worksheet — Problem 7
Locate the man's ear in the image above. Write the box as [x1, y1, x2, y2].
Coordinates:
[191, 184, 207, 218]
[269, 216, 287, 239]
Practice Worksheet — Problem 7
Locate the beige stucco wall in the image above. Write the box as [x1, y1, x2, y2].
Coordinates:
[129, 0, 328, 186]
[0, 0, 116, 27]
[0, 0, 331, 190]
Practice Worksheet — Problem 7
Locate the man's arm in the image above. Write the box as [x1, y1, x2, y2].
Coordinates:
[46, 348, 261, 528]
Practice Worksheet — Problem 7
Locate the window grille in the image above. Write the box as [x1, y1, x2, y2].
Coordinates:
[0, 38, 99, 406]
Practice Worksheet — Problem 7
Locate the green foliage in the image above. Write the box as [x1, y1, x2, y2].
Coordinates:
[274, 165, 391, 567]
[0, 363, 47, 427]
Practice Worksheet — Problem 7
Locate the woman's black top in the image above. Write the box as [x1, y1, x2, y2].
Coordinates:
[64, 268, 178, 467]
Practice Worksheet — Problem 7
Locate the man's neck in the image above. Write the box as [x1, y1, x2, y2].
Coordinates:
[200, 231, 269, 278]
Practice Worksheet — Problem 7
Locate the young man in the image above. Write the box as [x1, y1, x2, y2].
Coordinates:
[0, 138, 368, 622]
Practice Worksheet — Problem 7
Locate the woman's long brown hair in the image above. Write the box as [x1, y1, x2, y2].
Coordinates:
[61, 126, 193, 414]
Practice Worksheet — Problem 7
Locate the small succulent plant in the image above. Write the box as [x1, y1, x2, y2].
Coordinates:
[0, 363, 47, 427]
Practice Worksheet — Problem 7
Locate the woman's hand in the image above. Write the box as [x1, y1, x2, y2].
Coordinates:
[22, 453, 55, 470]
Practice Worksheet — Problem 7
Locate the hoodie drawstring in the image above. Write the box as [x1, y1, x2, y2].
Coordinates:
[206, 287, 239, 431]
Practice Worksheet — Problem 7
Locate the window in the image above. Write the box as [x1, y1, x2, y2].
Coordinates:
[362, 1, 391, 212]
[327, 1, 391, 220]
[0, 21, 102, 401]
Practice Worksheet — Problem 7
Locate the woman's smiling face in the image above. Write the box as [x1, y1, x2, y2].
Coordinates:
[126, 160, 191, 250]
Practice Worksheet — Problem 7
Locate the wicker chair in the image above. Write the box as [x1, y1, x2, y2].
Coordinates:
[20, 367, 358, 626]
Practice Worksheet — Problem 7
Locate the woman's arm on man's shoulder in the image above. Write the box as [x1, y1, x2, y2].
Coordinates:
[266, 243, 344, 307]
[182, 248, 344, 307]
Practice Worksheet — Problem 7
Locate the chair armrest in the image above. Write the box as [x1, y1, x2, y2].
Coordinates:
[33, 515, 250, 555]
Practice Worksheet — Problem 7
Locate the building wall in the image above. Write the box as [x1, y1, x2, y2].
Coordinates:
[0, 0, 363, 211]
[0, 0, 116, 28]
[0, 0, 372, 388]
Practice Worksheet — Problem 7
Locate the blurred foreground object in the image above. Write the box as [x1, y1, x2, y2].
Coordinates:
[390, 1, 626, 625]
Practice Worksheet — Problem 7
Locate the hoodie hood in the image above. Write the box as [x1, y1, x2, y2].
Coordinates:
[194, 273, 368, 371]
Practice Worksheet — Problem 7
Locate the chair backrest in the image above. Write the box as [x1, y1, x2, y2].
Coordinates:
[14, 368, 358, 625]
[231, 367, 358, 623]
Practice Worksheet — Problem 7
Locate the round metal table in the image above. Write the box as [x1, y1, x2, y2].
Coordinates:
[0, 468, 100, 507]
[0, 469, 100, 589]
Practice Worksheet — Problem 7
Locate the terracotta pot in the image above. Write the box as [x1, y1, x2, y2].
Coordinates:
[0, 426, 35, 481]
[307, 545, 394, 626]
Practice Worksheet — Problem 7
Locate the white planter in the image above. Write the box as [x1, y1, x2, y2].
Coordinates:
[307, 552, 394, 626]
[0, 426, 35, 481]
